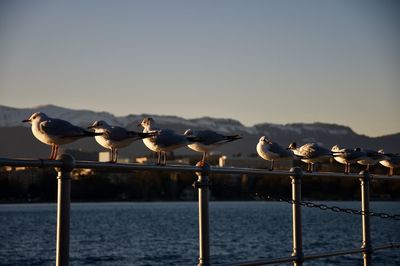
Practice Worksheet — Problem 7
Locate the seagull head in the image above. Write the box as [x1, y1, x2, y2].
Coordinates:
[259, 136, 268, 144]
[22, 112, 48, 124]
[88, 120, 110, 130]
[287, 142, 297, 150]
[138, 117, 155, 130]
[331, 145, 341, 152]
[184, 129, 193, 136]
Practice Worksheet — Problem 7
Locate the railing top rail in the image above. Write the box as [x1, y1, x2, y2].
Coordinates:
[1, 157, 400, 180]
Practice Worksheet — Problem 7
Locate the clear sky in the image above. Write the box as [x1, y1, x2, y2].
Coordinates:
[0, 0, 399, 137]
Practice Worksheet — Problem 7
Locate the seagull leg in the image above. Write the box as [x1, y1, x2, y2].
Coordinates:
[365, 164, 370, 171]
[114, 149, 118, 163]
[162, 152, 167, 166]
[157, 151, 161, 165]
[199, 152, 207, 167]
[269, 160, 274, 171]
[110, 148, 118, 163]
[109, 148, 114, 163]
[52, 145, 59, 160]
[389, 168, 393, 176]
[49, 144, 55, 160]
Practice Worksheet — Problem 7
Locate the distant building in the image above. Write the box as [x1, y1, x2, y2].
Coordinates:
[99, 152, 111, 162]
[98, 152, 131, 163]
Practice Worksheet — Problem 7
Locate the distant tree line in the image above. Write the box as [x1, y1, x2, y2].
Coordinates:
[1, 167, 399, 203]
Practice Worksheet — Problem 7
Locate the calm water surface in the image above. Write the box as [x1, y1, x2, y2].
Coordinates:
[0, 201, 399, 265]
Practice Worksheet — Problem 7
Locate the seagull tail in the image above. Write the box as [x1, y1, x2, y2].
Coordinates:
[137, 132, 158, 139]
[82, 131, 104, 137]
[225, 134, 242, 142]
[187, 136, 203, 143]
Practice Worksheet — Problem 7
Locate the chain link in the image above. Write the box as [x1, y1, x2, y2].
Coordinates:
[255, 193, 400, 221]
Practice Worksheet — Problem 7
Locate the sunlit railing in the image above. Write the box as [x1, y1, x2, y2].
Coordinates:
[1, 154, 400, 266]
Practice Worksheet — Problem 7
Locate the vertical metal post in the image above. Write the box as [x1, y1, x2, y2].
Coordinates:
[56, 154, 75, 266]
[359, 171, 372, 266]
[290, 167, 304, 266]
[195, 162, 211, 266]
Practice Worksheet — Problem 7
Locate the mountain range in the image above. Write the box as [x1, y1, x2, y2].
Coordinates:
[0, 105, 399, 159]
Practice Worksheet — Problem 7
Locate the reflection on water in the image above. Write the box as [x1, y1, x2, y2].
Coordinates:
[0, 202, 399, 265]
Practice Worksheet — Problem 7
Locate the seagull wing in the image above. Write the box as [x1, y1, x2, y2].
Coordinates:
[40, 119, 87, 138]
[299, 143, 316, 158]
[105, 126, 132, 141]
[195, 130, 225, 145]
[269, 142, 292, 158]
[195, 130, 241, 145]
[154, 131, 188, 148]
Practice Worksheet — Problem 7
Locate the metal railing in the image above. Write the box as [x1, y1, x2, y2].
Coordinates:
[1, 155, 400, 266]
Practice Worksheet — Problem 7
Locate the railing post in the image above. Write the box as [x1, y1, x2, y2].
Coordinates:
[359, 170, 372, 266]
[290, 167, 304, 266]
[195, 162, 211, 266]
[55, 154, 75, 266]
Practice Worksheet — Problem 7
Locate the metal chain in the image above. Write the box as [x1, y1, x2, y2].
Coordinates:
[255, 193, 400, 221]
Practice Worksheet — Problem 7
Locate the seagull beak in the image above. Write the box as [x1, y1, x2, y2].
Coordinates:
[87, 125, 94, 129]
[22, 119, 31, 123]
[137, 123, 142, 128]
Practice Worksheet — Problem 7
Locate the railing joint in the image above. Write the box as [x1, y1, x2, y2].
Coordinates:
[290, 167, 303, 181]
[56, 154, 75, 175]
[359, 170, 371, 183]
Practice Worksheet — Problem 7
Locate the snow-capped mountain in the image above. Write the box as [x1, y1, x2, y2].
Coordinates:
[0, 104, 399, 159]
[1, 105, 259, 135]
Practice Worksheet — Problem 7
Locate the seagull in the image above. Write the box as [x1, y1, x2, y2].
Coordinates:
[356, 148, 387, 171]
[184, 129, 242, 165]
[88, 120, 157, 163]
[256, 136, 294, 171]
[138, 117, 199, 165]
[288, 142, 332, 172]
[378, 150, 400, 176]
[22, 112, 102, 160]
[331, 145, 368, 174]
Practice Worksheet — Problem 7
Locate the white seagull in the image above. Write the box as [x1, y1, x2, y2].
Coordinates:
[356, 148, 388, 171]
[138, 117, 199, 165]
[331, 145, 368, 174]
[288, 142, 332, 172]
[378, 150, 400, 176]
[257, 136, 294, 171]
[184, 129, 242, 165]
[23, 112, 102, 160]
[88, 120, 157, 163]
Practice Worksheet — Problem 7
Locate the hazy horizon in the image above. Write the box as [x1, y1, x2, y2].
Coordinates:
[1, 0, 399, 137]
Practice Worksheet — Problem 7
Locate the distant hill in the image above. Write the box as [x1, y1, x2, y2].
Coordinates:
[0, 105, 399, 159]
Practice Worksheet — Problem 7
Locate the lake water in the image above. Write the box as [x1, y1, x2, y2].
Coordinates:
[0, 201, 399, 265]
